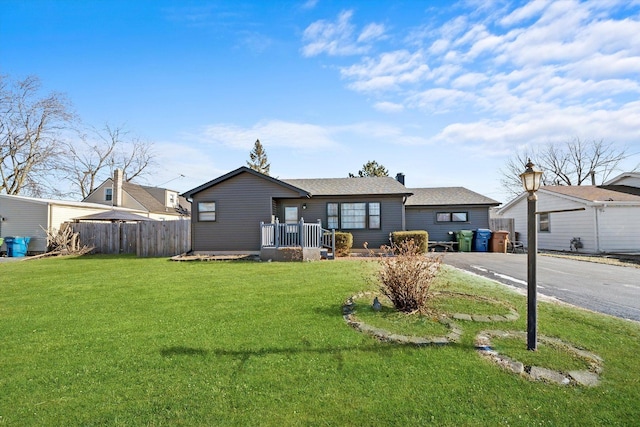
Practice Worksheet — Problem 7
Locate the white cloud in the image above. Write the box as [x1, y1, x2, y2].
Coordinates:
[500, 0, 551, 26]
[451, 72, 488, 88]
[301, 2, 640, 158]
[301, 0, 318, 10]
[197, 120, 341, 150]
[340, 50, 430, 92]
[358, 23, 386, 43]
[301, 10, 384, 57]
[373, 101, 405, 113]
[408, 88, 477, 112]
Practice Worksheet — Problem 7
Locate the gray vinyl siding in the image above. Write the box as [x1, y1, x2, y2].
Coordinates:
[276, 195, 405, 250]
[190, 172, 303, 252]
[405, 206, 491, 241]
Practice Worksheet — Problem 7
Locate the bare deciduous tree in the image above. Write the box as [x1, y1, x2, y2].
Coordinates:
[64, 124, 156, 198]
[0, 75, 73, 196]
[500, 138, 632, 199]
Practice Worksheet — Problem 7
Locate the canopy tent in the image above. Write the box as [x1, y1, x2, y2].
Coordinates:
[72, 210, 155, 222]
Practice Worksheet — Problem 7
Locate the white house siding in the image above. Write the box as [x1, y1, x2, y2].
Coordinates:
[537, 194, 596, 252]
[610, 176, 640, 187]
[501, 198, 528, 247]
[0, 197, 48, 253]
[596, 206, 640, 252]
[500, 192, 596, 252]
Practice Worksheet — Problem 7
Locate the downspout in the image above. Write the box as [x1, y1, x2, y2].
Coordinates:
[402, 196, 408, 231]
[593, 204, 601, 253]
[48, 203, 54, 252]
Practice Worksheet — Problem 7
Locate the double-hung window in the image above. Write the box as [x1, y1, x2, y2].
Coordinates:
[326, 202, 381, 230]
[327, 203, 339, 229]
[539, 213, 550, 232]
[198, 202, 216, 221]
[105, 188, 113, 202]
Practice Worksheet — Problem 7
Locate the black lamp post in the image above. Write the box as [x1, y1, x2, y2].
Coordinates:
[520, 159, 543, 351]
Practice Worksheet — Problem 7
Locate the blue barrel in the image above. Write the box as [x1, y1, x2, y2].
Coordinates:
[5, 236, 31, 257]
[473, 229, 492, 252]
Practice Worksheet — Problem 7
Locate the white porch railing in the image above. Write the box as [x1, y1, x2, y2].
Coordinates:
[260, 218, 335, 254]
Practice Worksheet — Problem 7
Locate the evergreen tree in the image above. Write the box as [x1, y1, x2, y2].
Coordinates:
[247, 139, 270, 175]
[349, 160, 389, 177]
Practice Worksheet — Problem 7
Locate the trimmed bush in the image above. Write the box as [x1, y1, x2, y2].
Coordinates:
[390, 230, 428, 253]
[334, 232, 353, 257]
[377, 239, 442, 314]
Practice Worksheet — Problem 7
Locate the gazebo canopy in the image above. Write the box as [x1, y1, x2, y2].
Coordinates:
[73, 210, 156, 222]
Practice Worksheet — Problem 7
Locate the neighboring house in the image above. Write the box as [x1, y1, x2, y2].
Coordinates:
[405, 187, 501, 241]
[0, 194, 151, 254]
[181, 166, 500, 254]
[83, 169, 190, 220]
[497, 172, 640, 253]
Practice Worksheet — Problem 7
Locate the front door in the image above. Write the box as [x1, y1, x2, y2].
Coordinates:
[284, 206, 299, 225]
[283, 206, 300, 245]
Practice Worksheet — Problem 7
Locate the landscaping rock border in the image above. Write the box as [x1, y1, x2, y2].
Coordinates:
[342, 292, 462, 345]
[475, 330, 603, 387]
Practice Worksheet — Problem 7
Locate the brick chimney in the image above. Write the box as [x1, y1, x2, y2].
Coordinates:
[395, 172, 405, 185]
[113, 168, 124, 207]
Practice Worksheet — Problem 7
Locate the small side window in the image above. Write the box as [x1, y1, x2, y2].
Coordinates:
[539, 212, 550, 232]
[105, 188, 113, 201]
[452, 212, 468, 222]
[198, 202, 216, 221]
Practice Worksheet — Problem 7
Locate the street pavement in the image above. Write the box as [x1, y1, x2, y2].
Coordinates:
[441, 252, 640, 322]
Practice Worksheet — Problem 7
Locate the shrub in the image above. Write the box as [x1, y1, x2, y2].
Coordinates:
[334, 232, 353, 257]
[376, 239, 442, 314]
[390, 230, 428, 253]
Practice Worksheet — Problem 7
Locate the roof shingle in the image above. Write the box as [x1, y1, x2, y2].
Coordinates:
[282, 177, 412, 196]
[405, 187, 500, 206]
[542, 185, 640, 202]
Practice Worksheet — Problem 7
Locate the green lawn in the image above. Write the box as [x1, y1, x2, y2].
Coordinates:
[1, 255, 639, 426]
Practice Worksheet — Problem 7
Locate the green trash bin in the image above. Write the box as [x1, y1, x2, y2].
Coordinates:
[456, 230, 473, 252]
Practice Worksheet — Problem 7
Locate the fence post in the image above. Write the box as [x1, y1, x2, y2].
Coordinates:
[299, 218, 305, 247]
[275, 218, 280, 248]
[260, 222, 264, 248]
[332, 229, 335, 256]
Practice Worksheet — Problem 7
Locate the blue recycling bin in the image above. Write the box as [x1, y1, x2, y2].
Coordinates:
[473, 229, 492, 252]
[4, 236, 31, 257]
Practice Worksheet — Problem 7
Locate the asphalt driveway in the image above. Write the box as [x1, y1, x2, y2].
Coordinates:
[441, 252, 640, 322]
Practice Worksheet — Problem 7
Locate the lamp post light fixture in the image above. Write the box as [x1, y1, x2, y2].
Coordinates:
[520, 159, 543, 351]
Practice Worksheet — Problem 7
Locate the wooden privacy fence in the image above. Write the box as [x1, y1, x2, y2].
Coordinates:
[68, 220, 191, 257]
[490, 217, 515, 242]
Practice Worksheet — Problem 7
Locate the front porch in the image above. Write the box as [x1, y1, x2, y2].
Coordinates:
[260, 219, 335, 261]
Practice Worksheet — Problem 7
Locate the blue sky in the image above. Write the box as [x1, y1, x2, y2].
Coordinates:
[2, 0, 639, 202]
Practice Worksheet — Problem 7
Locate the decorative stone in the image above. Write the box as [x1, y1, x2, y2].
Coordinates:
[568, 371, 600, 387]
[471, 315, 492, 322]
[475, 330, 603, 387]
[528, 367, 571, 385]
[453, 313, 472, 321]
[508, 361, 524, 374]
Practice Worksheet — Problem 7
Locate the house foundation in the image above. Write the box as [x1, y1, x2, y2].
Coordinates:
[260, 246, 322, 262]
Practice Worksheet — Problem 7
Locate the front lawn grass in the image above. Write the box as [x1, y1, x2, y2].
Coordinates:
[1, 255, 639, 425]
